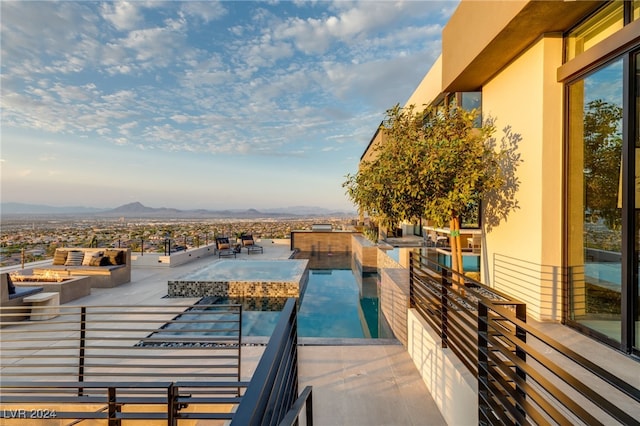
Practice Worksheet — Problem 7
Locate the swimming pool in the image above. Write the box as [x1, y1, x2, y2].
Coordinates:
[168, 259, 309, 298]
[164, 253, 393, 339]
[180, 259, 308, 281]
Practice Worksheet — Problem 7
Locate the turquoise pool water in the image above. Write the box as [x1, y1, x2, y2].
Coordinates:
[180, 259, 308, 281]
[165, 253, 393, 339]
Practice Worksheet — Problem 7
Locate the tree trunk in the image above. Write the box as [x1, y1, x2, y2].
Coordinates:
[449, 216, 458, 283]
[450, 214, 465, 290]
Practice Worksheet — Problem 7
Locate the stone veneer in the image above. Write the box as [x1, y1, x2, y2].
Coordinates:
[168, 273, 308, 299]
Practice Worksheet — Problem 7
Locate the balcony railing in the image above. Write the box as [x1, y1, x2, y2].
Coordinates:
[409, 250, 640, 426]
[0, 299, 312, 425]
[232, 298, 313, 425]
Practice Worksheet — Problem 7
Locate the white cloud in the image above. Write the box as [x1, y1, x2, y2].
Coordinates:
[180, 1, 227, 23]
[101, 2, 143, 31]
[1, 0, 457, 209]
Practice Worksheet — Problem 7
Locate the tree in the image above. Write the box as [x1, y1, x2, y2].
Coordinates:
[345, 103, 520, 285]
[343, 104, 436, 236]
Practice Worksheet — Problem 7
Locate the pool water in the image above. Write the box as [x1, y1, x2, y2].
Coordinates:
[180, 259, 308, 281]
[167, 253, 393, 339]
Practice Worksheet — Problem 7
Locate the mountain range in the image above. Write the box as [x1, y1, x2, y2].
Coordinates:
[0, 201, 354, 218]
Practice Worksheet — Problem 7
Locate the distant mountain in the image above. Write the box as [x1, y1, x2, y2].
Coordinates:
[0, 202, 106, 215]
[1, 202, 354, 218]
[109, 202, 182, 215]
[262, 206, 348, 216]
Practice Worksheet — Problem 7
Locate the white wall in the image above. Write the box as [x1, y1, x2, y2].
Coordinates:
[407, 309, 478, 426]
[131, 243, 216, 267]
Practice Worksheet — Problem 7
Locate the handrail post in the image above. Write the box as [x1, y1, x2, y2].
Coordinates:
[514, 303, 527, 418]
[168, 383, 177, 426]
[78, 306, 86, 396]
[409, 252, 415, 308]
[477, 300, 489, 424]
[306, 388, 314, 426]
[108, 387, 120, 426]
[440, 268, 449, 348]
[238, 304, 243, 397]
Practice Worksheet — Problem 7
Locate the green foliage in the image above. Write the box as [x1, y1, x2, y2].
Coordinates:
[583, 99, 623, 229]
[363, 225, 379, 243]
[344, 104, 520, 229]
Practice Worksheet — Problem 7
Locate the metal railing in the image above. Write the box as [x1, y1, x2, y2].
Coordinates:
[1, 303, 243, 383]
[409, 250, 519, 377]
[409, 250, 640, 426]
[232, 297, 313, 426]
[1, 303, 244, 423]
[1, 299, 311, 424]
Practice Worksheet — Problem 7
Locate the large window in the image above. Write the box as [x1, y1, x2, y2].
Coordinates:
[564, 0, 640, 356]
[567, 59, 624, 344]
[565, 2, 624, 61]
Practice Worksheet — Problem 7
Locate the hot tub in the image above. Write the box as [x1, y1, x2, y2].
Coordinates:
[168, 259, 309, 299]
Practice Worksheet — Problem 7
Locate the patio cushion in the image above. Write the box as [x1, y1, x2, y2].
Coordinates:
[52, 250, 68, 265]
[82, 251, 102, 266]
[65, 251, 84, 266]
[7, 273, 15, 295]
[104, 249, 125, 265]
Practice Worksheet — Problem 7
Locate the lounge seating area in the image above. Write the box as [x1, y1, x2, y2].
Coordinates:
[32, 247, 131, 288]
[241, 234, 263, 254]
[11, 274, 91, 304]
[216, 237, 239, 258]
[1, 273, 43, 323]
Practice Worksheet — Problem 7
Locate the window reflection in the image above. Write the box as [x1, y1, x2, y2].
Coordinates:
[568, 59, 623, 343]
[565, 3, 624, 61]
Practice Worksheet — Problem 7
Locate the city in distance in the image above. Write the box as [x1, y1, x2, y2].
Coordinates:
[0, 203, 359, 268]
[1, 201, 355, 218]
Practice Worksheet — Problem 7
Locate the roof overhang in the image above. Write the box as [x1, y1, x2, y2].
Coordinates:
[442, 0, 603, 92]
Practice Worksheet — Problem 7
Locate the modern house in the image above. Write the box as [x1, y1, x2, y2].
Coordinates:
[359, 1, 640, 424]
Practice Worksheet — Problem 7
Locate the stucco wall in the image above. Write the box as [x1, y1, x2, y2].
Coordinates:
[380, 267, 409, 347]
[404, 55, 443, 108]
[131, 243, 216, 267]
[351, 234, 378, 274]
[481, 35, 564, 321]
[290, 231, 353, 253]
[407, 309, 478, 426]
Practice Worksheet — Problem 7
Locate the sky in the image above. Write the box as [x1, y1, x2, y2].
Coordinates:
[1, 0, 458, 212]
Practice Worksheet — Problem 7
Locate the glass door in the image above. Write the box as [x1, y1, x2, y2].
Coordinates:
[634, 52, 640, 352]
[567, 58, 624, 344]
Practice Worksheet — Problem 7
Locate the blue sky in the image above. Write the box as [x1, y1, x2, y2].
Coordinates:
[1, 1, 457, 211]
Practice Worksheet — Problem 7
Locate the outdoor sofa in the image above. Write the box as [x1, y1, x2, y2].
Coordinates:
[1, 272, 43, 323]
[33, 248, 131, 288]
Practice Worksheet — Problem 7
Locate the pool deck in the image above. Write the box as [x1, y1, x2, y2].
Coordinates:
[2, 242, 446, 426]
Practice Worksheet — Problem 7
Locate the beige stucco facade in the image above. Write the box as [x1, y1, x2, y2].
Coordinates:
[356, 0, 640, 421]
[359, 0, 637, 324]
[481, 34, 565, 321]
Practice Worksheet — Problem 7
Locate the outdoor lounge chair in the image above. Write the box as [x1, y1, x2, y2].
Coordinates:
[241, 235, 263, 254]
[216, 237, 237, 258]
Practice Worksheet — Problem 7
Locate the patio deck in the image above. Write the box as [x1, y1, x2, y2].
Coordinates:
[1, 241, 446, 426]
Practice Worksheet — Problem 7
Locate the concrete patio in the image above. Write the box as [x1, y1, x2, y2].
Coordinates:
[1, 241, 447, 426]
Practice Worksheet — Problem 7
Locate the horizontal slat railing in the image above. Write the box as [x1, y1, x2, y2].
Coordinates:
[409, 250, 519, 378]
[232, 298, 312, 426]
[1, 304, 242, 382]
[409, 250, 640, 425]
[0, 303, 244, 424]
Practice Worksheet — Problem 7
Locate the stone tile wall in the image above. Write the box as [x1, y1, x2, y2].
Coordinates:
[168, 280, 302, 298]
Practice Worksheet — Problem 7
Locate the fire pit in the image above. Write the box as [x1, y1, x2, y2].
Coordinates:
[12, 273, 92, 304]
[10, 271, 68, 283]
